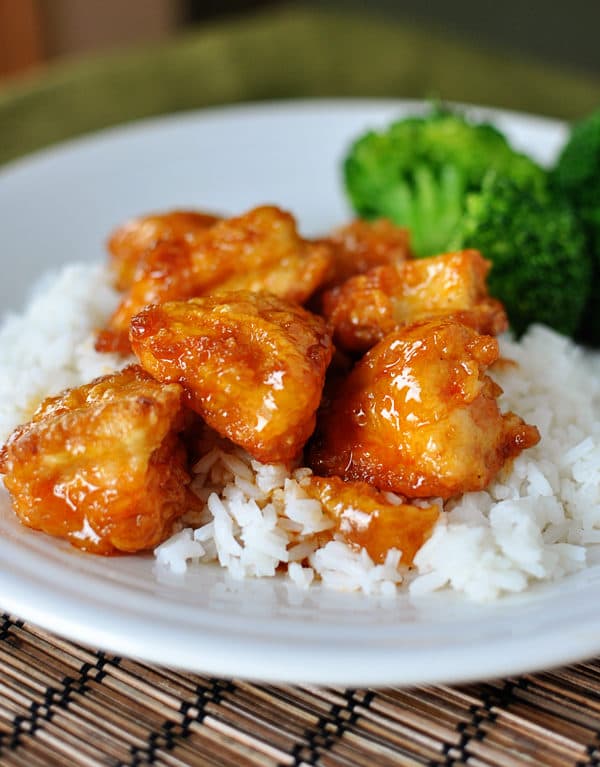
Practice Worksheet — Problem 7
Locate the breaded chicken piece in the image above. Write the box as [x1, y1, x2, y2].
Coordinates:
[97, 206, 333, 354]
[323, 218, 411, 286]
[108, 210, 221, 290]
[0, 365, 196, 555]
[130, 291, 334, 464]
[322, 249, 507, 354]
[302, 475, 438, 565]
[308, 318, 539, 499]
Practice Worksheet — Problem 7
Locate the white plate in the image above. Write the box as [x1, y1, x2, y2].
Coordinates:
[1, 99, 597, 687]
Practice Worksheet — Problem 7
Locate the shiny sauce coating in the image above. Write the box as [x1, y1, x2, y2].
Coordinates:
[309, 318, 540, 499]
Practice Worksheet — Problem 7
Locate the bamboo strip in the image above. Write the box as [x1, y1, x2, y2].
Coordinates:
[2, 617, 600, 767]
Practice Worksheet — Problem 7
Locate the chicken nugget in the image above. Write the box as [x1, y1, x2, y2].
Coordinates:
[303, 475, 439, 565]
[98, 206, 333, 354]
[0, 365, 196, 554]
[130, 291, 333, 464]
[108, 210, 220, 290]
[323, 250, 507, 354]
[308, 318, 539, 499]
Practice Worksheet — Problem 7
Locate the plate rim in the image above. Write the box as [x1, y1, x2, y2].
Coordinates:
[0, 96, 568, 178]
[0, 97, 594, 686]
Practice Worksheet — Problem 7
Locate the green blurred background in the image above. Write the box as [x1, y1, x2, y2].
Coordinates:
[1, 1, 599, 166]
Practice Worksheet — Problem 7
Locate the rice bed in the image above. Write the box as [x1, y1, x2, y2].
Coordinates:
[1, 262, 599, 602]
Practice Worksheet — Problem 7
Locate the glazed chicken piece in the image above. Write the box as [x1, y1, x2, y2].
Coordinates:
[0, 365, 197, 555]
[323, 218, 411, 286]
[130, 291, 334, 464]
[308, 318, 540, 499]
[97, 206, 333, 354]
[302, 475, 439, 565]
[108, 210, 221, 290]
[322, 249, 507, 354]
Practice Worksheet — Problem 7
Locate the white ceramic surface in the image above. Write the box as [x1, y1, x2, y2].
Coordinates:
[1, 99, 596, 687]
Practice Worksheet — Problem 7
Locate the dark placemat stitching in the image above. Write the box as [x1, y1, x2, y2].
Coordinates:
[550, 670, 600, 767]
[504, 675, 600, 763]
[1, 632, 83, 753]
[576, 746, 600, 767]
[284, 688, 375, 767]
[575, 747, 600, 767]
[1, 624, 204, 766]
[434, 679, 519, 766]
[0, 629, 538, 767]
[0, 615, 23, 645]
[4, 617, 600, 766]
[233, 684, 435, 764]
[112, 660, 211, 701]
[218, 682, 326, 739]
[0, 614, 12, 641]
[1, 617, 104, 677]
[0, 628, 113, 757]
[126, 677, 235, 767]
[365, 684, 485, 759]
[9, 695, 58, 751]
[196, 681, 356, 761]
[22, 642, 222, 759]
[309, 694, 459, 766]
[584, 737, 600, 767]
[341, 686, 482, 765]
[6, 668, 108, 754]
[456, 675, 595, 766]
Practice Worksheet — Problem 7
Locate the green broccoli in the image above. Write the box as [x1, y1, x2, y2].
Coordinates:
[344, 107, 545, 257]
[553, 108, 600, 345]
[450, 173, 590, 338]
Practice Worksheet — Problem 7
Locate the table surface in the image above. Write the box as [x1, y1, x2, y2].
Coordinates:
[2, 614, 600, 766]
[2, 6, 600, 766]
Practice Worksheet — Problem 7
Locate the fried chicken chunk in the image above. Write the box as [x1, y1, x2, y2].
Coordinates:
[324, 218, 411, 286]
[97, 206, 333, 354]
[322, 249, 507, 354]
[302, 475, 439, 565]
[108, 210, 221, 290]
[0, 365, 196, 555]
[130, 291, 334, 464]
[308, 318, 540, 499]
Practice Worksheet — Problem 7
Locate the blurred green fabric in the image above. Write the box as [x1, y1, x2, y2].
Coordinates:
[1, 5, 599, 166]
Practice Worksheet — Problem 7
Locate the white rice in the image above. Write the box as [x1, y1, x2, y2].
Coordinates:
[155, 438, 406, 596]
[2, 262, 600, 602]
[0, 263, 132, 436]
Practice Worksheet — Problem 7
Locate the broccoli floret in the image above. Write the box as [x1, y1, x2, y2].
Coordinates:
[553, 108, 600, 345]
[451, 173, 591, 337]
[344, 108, 545, 256]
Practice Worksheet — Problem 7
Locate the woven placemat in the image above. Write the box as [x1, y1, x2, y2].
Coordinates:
[1, 615, 599, 766]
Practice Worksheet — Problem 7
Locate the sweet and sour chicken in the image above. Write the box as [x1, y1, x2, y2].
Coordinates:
[0, 366, 197, 554]
[302, 476, 439, 565]
[108, 210, 221, 290]
[322, 250, 508, 354]
[309, 318, 539, 499]
[322, 218, 411, 286]
[0, 206, 541, 560]
[130, 291, 333, 465]
[97, 206, 334, 354]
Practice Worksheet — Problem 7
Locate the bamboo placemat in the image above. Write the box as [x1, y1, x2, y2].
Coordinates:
[1, 615, 599, 766]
